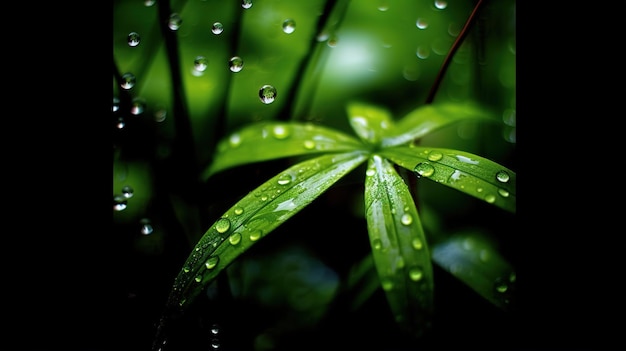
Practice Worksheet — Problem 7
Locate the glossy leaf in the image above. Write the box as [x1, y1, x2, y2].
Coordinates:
[364, 155, 434, 337]
[346, 101, 396, 146]
[431, 230, 516, 311]
[381, 102, 497, 147]
[203, 122, 363, 179]
[381, 145, 516, 213]
[163, 151, 368, 314]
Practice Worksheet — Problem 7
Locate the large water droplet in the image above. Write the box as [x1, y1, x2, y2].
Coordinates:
[215, 218, 231, 233]
[249, 229, 262, 241]
[427, 151, 443, 161]
[212, 22, 224, 34]
[228, 56, 244, 72]
[272, 125, 289, 139]
[401, 213, 413, 226]
[414, 162, 435, 178]
[168, 13, 182, 30]
[277, 173, 293, 185]
[194, 56, 208, 72]
[282, 19, 296, 34]
[205, 256, 219, 269]
[229, 232, 242, 245]
[128, 32, 140, 47]
[259, 85, 277, 104]
[120, 73, 136, 90]
[495, 170, 510, 183]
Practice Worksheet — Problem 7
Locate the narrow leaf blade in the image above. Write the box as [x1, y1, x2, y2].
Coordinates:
[203, 122, 363, 179]
[346, 101, 396, 146]
[382, 145, 516, 213]
[381, 102, 496, 147]
[364, 155, 434, 338]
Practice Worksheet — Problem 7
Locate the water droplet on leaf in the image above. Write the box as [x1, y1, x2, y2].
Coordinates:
[259, 85, 277, 104]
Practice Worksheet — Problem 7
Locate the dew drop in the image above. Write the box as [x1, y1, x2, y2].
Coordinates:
[205, 256, 219, 269]
[427, 151, 443, 161]
[128, 32, 141, 47]
[434, 0, 448, 10]
[303, 140, 315, 149]
[416, 18, 428, 29]
[249, 229, 262, 241]
[409, 267, 424, 281]
[234, 207, 244, 215]
[112, 97, 120, 112]
[215, 218, 231, 233]
[183, 266, 191, 273]
[495, 279, 508, 293]
[416, 46, 430, 59]
[495, 170, 510, 183]
[194, 275, 203, 283]
[413, 162, 435, 178]
[194, 56, 208, 72]
[229, 232, 242, 245]
[228, 56, 244, 72]
[116, 117, 125, 129]
[228, 133, 241, 147]
[113, 195, 127, 211]
[272, 124, 289, 139]
[401, 213, 413, 226]
[277, 173, 292, 185]
[259, 85, 277, 104]
[366, 168, 375, 177]
[144, 0, 155, 6]
[210, 324, 220, 335]
[212, 22, 224, 34]
[372, 238, 382, 250]
[282, 19, 296, 34]
[381, 278, 393, 291]
[120, 72, 136, 90]
[241, 0, 252, 9]
[498, 188, 510, 198]
[131, 98, 146, 115]
[154, 108, 167, 122]
[484, 194, 496, 203]
[140, 218, 154, 235]
[168, 13, 182, 30]
[412, 238, 423, 250]
[122, 185, 134, 198]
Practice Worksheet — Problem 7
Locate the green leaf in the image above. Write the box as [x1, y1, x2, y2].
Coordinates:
[364, 155, 434, 338]
[203, 122, 364, 179]
[431, 230, 516, 311]
[165, 151, 368, 313]
[381, 145, 516, 213]
[346, 101, 396, 146]
[381, 102, 497, 147]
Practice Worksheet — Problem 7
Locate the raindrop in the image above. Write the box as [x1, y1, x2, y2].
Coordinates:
[194, 56, 208, 72]
[210, 324, 220, 335]
[241, 0, 252, 9]
[210, 338, 220, 349]
[416, 18, 428, 29]
[277, 173, 292, 185]
[144, 0, 155, 6]
[113, 195, 127, 211]
[495, 278, 508, 293]
[416, 46, 430, 59]
[229, 232, 242, 245]
[409, 267, 423, 281]
[212, 22, 224, 34]
[154, 108, 167, 122]
[259, 85, 277, 104]
[168, 13, 182, 31]
[140, 218, 154, 235]
[272, 125, 289, 139]
[228, 56, 244, 72]
[249, 229, 262, 241]
[122, 185, 134, 198]
[215, 218, 231, 233]
[427, 151, 443, 161]
[127, 32, 140, 47]
[234, 207, 244, 215]
[413, 162, 435, 178]
[130, 98, 146, 115]
[282, 19, 296, 34]
[303, 140, 315, 149]
[116, 117, 125, 129]
[498, 188, 509, 198]
[229, 133, 241, 147]
[120, 73, 136, 90]
[372, 238, 382, 250]
[401, 213, 413, 226]
[366, 168, 376, 177]
[484, 194, 496, 203]
[412, 238, 423, 250]
[112, 97, 120, 112]
[195, 275, 202, 283]
[434, 0, 448, 10]
[381, 278, 394, 291]
[495, 170, 510, 183]
[205, 256, 219, 269]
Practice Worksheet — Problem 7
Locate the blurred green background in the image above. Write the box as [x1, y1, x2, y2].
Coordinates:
[112, 0, 516, 349]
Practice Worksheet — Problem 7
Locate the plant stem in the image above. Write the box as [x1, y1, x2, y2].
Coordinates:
[425, 0, 486, 104]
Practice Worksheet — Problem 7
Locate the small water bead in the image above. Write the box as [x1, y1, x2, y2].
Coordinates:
[495, 170, 510, 183]
[234, 207, 244, 215]
[400, 213, 413, 226]
[498, 188, 509, 198]
[259, 85, 277, 104]
[183, 266, 191, 273]
[412, 238, 423, 250]
[241, 0, 252, 9]
[249, 229, 262, 241]
[381, 278, 394, 291]
[113, 195, 127, 211]
[194, 56, 208, 72]
[229, 232, 242, 245]
[366, 168, 376, 177]
[215, 218, 231, 233]
[120, 73, 136, 90]
[413, 162, 435, 178]
[495, 278, 508, 293]
[127, 32, 140, 47]
[154, 108, 167, 122]
[116, 117, 125, 129]
[121, 185, 134, 198]
[303, 140, 315, 149]
[484, 194, 496, 203]
[205, 256, 219, 269]
[277, 173, 293, 185]
[144, 0, 155, 6]
[282, 19, 296, 34]
[228, 56, 244, 72]
[228, 133, 241, 147]
[434, 0, 448, 10]
[409, 267, 424, 281]
[416, 18, 428, 29]
[130, 98, 146, 115]
[372, 238, 382, 250]
[210, 338, 220, 349]
[210, 324, 220, 335]
[194, 275, 203, 283]
[168, 13, 182, 30]
[212, 22, 224, 34]
[112, 97, 120, 112]
[272, 124, 289, 139]
[427, 151, 443, 161]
